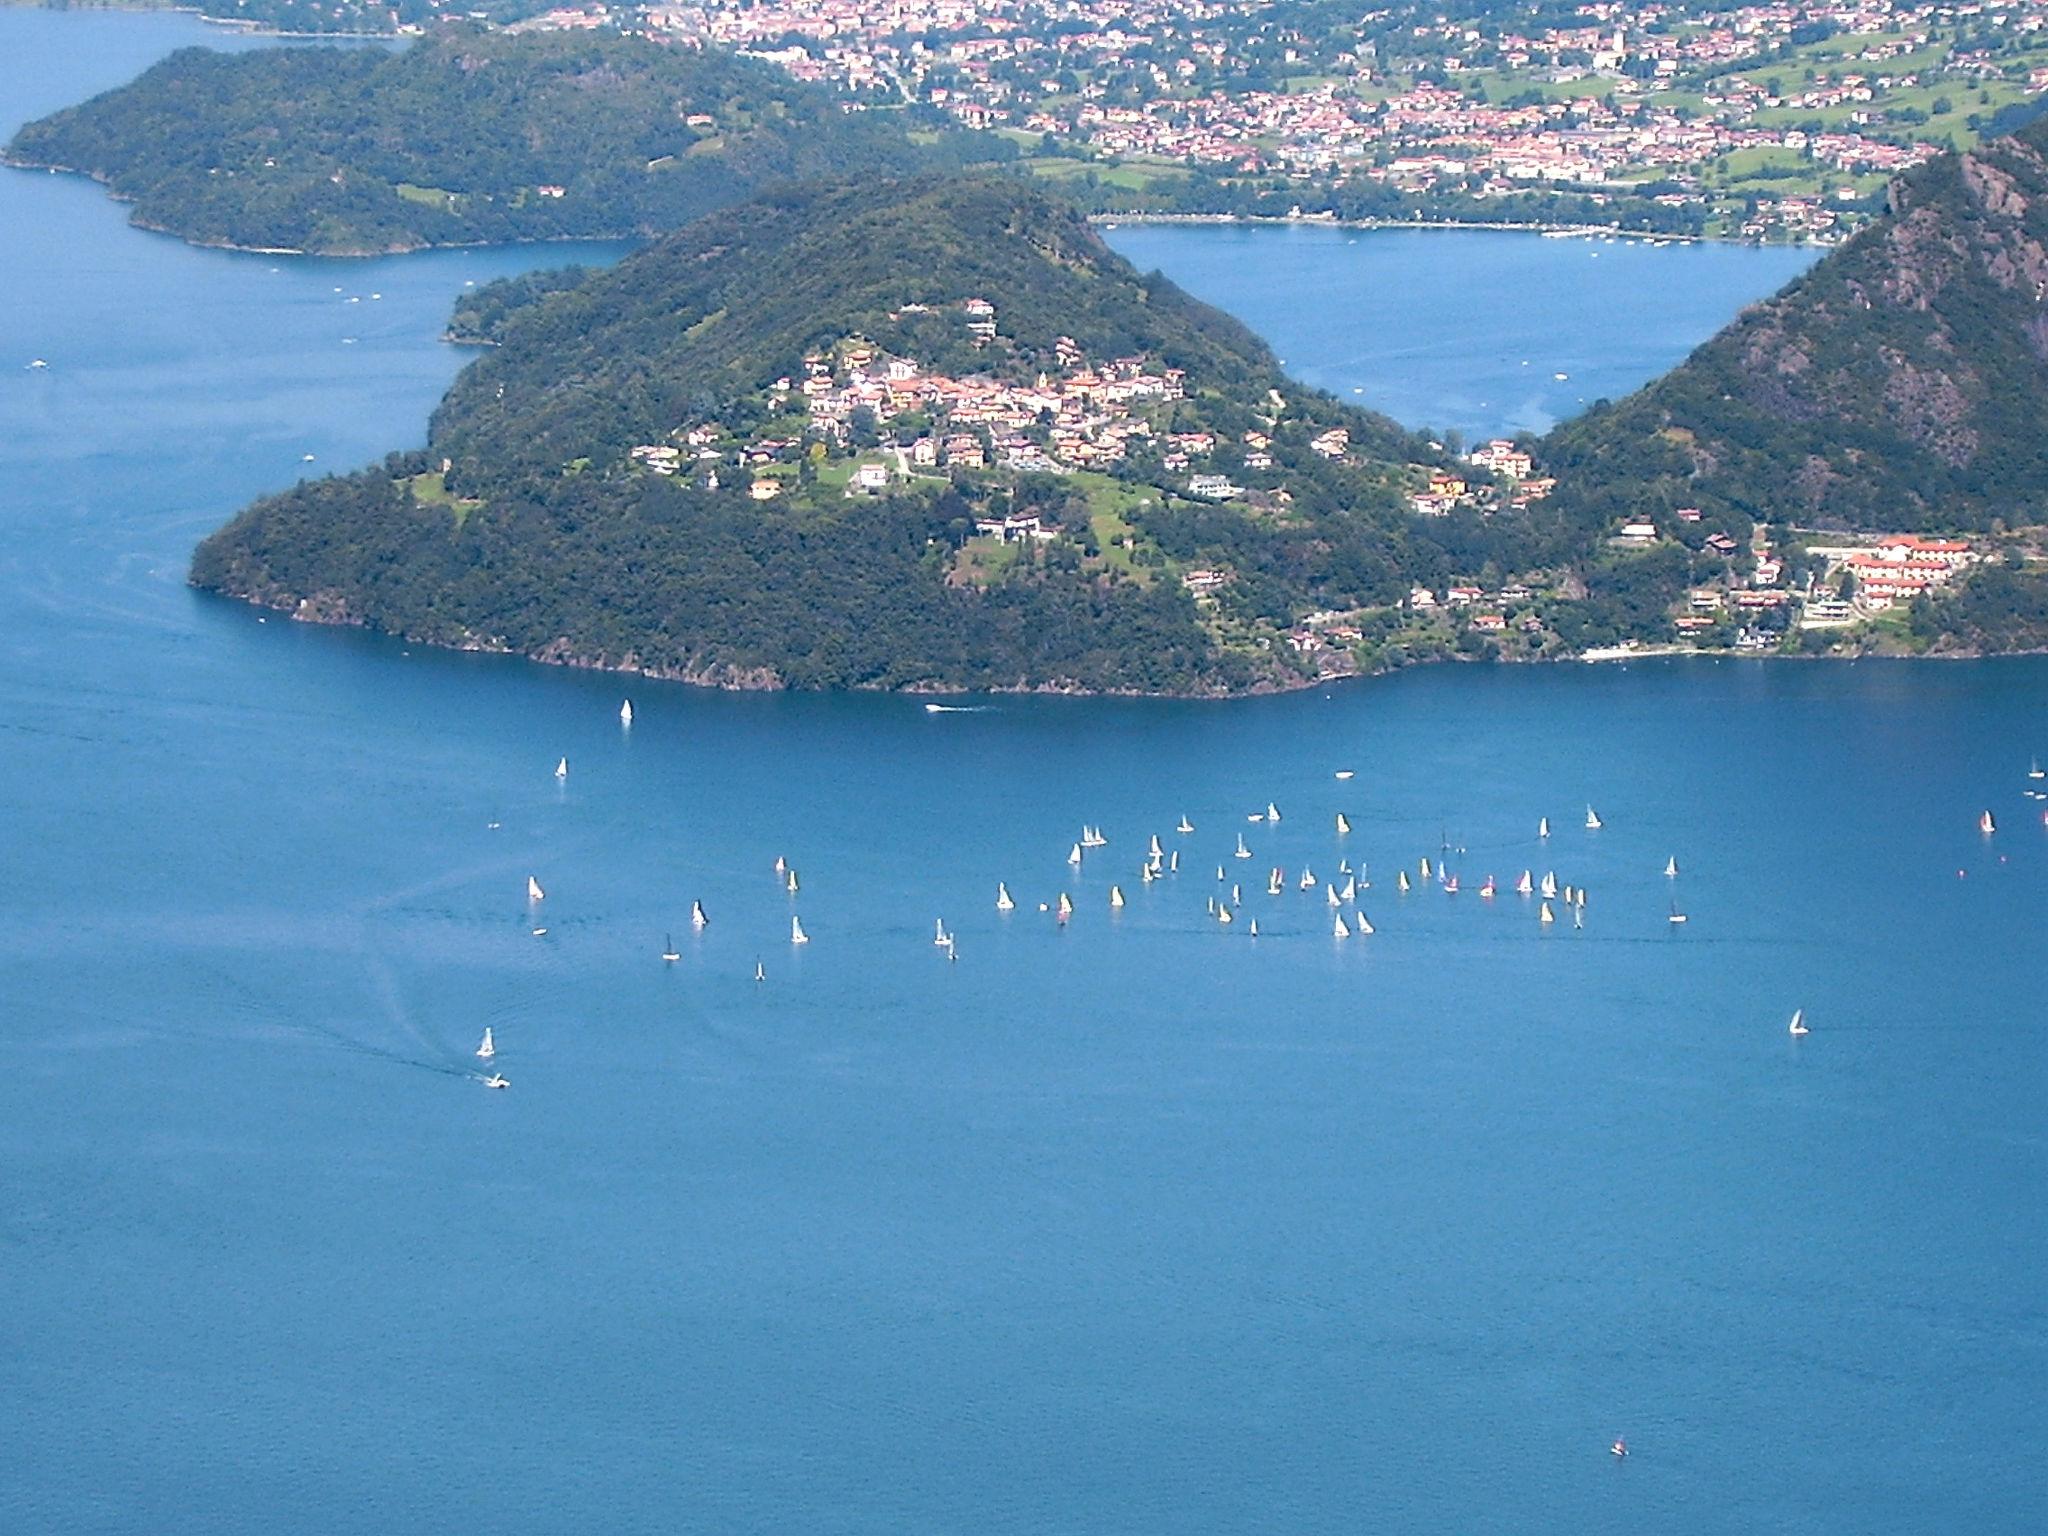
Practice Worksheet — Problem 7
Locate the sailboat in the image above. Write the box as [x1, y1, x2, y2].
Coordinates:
[1789, 1009, 1809, 1037]
[1979, 809, 1997, 834]
[1231, 883, 1242, 904]
[1248, 918, 1259, 937]
[790, 915, 810, 944]
[1479, 876, 1496, 898]
[1110, 885, 1125, 910]
[934, 919, 952, 947]
[1068, 842, 1084, 866]
[1056, 892, 1073, 920]
[1540, 872, 1557, 899]
[1562, 884, 1575, 905]
[1664, 856, 1679, 878]
[619, 699, 633, 726]
[1299, 868, 1316, 891]
[692, 900, 708, 929]
[1333, 912, 1351, 938]
[1397, 870, 1411, 893]
[1148, 834, 1163, 859]
[1325, 883, 1341, 908]
[527, 875, 545, 902]
[1335, 813, 1351, 835]
[1516, 870, 1533, 896]
[1141, 864, 1156, 885]
[1218, 906, 1234, 925]
[1339, 877, 1356, 903]
[480, 1073, 510, 1090]
[1575, 889, 1586, 909]
[1169, 851, 1179, 874]
[754, 960, 766, 983]
[554, 756, 568, 779]
[1538, 816, 1550, 839]
[1667, 900, 1688, 925]
[662, 934, 680, 963]
[774, 855, 787, 875]
[1216, 864, 1226, 881]
[1234, 833, 1252, 860]
[1177, 815, 1195, 834]
[1539, 901, 1555, 924]
[1334, 769, 1355, 781]
[476, 1028, 495, 1059]
[1443, 875, 1460, 894]
[1585, 806, 1602, 830]
[2031, 758, 2045, 781]
[1267, 803, 1281, 824]
[786, 869, 800, 894]
[1268, 869, 1284, 896]
[1356, 912, 1374, 935]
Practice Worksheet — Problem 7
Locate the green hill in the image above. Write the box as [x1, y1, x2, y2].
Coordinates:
[1539, 115, 2048, 535]
[6, 31, 1003, 255]
[191, 176, 1498, 695]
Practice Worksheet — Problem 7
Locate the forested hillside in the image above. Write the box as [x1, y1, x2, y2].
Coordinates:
[192, 177, 1510, 694]
[1539, 113, 2048, 534]
[6, 30, 1004, 254]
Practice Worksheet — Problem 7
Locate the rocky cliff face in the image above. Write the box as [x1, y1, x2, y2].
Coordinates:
[1542, 118, 2048, 531]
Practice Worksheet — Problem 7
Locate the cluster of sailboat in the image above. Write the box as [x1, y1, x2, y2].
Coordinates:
[483, 704, 1829, 1088]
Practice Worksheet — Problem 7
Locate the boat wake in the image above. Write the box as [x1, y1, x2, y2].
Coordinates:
[921, 703, 992, 714]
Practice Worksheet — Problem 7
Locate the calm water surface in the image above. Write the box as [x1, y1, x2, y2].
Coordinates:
[1, 14, 2042, 1534]
[1106, 222, 1819, 439]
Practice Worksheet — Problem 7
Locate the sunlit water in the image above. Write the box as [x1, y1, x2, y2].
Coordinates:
[1, 14, 2041, 1534]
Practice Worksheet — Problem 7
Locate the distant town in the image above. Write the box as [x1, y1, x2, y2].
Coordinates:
[462, 0, 2048, 242]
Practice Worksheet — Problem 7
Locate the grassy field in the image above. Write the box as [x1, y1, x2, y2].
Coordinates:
[407, 470, 484, 527]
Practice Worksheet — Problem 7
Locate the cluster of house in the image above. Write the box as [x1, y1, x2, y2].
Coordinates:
[796, 304, 1187, 476]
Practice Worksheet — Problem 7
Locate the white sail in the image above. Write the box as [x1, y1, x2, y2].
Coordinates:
[1069, 842, 1084, 866]
[754, 961, 766, 982]
[554, 756, 568, 779]
[786, 869, 800, 894]
[1539, 901, 1555, 924]
[935, 919, 950, 946]
[1216, 864, 1226, 881]
[1326, 884, 1340, 908]
[1540, 872, 1557, 899]
[1057, 892, 1073, 918]
[476, 1027, 495, 1060]
[692, 901, 708, 928]
[1299, 869, 1316, 890]
[1420, 856, 1431, 880]
[1218, 906, 1234, 925]
[1585, 805, 1602, 829]
[774, 855, 786, 875]
[619, 699, 633, 725]
[1248, 918, 1259, 937]
[1149, 835, 1163, 859]
[1231, 883, 1242, 904]
[527, 875, 545, 902]
[1333, 913, 1351, 938]
[1516, 870, 1533, 895]
[1177, 816, 1195, 834]
[1575, 889, 1586, 909]
[1169, 851, 1179, 873]
[996, 882, 1015, 911]
[1335, 813, 1350, 835]
[1267, 803, 1281, 823]
[1267, 870, 1283, 896]
[1110, 885, 1125, 909]
[1538, 817, 1550, 839]
[790, 916, 809, 944]
[1356, 911, 1374, 935]
[1234, 834, 1251, 859]
[1789, 1009, 1808, 1036]
[1980, 810, 1997, 834]
[1664, 856, 1678, 878]
[1141, 864, 1155, 884]
[1397, 871, 1411, 893]
[1340, 878, 1356, 903]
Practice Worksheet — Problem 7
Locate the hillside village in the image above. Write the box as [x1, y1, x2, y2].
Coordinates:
[614, 295, 1984, 676]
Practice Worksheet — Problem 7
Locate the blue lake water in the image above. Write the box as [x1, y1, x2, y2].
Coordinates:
[1, 13, 2042, 1534]
[1105, 222, 1819, 440]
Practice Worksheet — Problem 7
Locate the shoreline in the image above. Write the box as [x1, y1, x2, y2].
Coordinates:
[199, 578, 2001, 702]
[1090, 209, 1830, 250]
